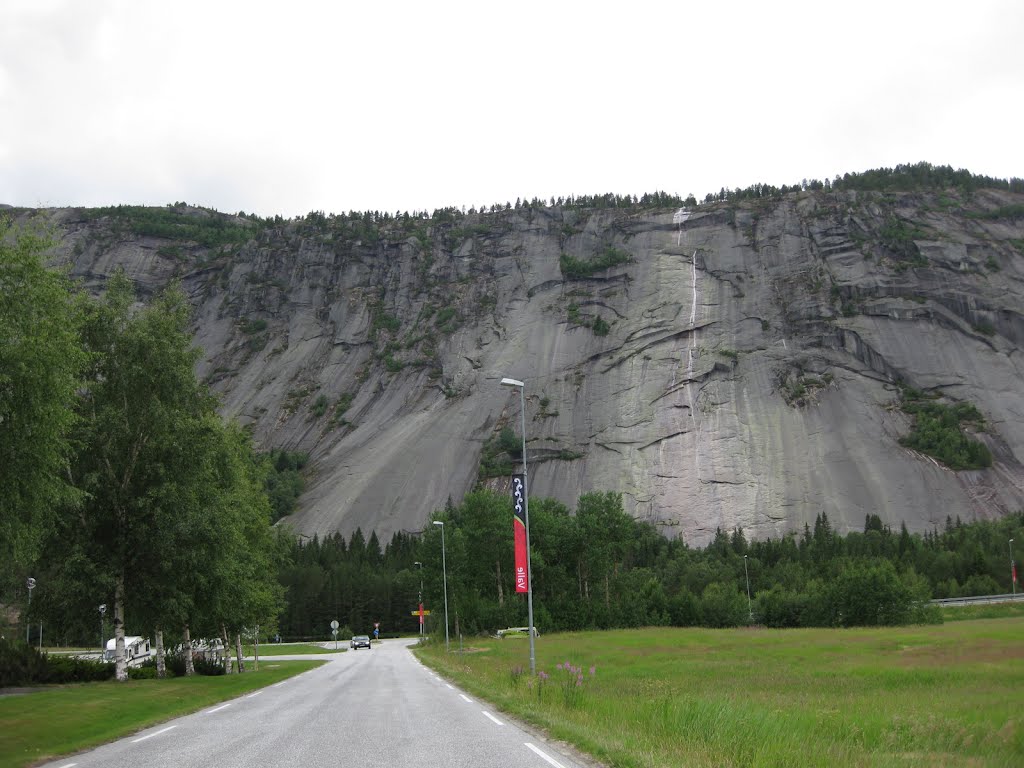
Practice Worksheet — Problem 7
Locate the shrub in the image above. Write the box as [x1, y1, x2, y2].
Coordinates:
[559, 247, 631, 278]
[899, 389, 992, 470]
[0, 639, 114, 685]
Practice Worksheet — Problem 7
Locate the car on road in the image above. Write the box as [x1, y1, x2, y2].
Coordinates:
[350, 635, 371, 650]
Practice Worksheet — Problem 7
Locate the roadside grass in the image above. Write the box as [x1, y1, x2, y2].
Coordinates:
[242, 642, 342, 655]
[0, 660, 323, 768]
[940, 602, 1024, 622]
[416, 619, 1024, 767]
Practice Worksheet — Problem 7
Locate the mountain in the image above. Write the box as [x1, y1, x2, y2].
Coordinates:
[16, 168, 1024, 545]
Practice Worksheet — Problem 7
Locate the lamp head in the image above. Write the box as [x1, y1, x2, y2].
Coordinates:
[433, 520, 444, 527]
[500, 377, 524, 388]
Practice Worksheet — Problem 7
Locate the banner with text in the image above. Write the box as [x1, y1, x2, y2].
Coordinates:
[512, 474, 528, 593]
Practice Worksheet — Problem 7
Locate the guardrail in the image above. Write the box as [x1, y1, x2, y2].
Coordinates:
[929, 593, 1024, 608]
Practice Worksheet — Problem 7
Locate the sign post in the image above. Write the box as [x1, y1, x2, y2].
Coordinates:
[331, 620, 339, 650]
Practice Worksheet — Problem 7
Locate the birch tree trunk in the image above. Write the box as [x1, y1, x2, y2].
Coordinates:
[155, 629, 166, 679]
[183, 624, 195, 676]
[221, 624, 233, 674]
[496, 559, 504, 606]
[234, 632, 245, 673]
[113, 575, 128, 682]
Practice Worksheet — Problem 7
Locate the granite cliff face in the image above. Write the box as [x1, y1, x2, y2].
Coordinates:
[24, 185, 1024, 545]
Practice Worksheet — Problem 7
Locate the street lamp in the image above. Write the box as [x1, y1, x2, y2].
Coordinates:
[25, 577, 35, 644]
[432, 522, 449, 652]
[1011, 539, 1016, 596]
[743, 555, 753, 623]
[500, 376, 536, 676]
[414, 561, 424, 636]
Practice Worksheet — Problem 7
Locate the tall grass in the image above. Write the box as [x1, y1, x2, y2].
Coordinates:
[416, 620, 1023, 767]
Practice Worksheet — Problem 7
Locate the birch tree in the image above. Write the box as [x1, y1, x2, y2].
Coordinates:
[0, 220, 84, 587]
[73, 272, 215, 680]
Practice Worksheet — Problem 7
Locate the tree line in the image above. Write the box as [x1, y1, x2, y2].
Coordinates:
[1, 219, 283, 680]
[277, 487, 1023, 640]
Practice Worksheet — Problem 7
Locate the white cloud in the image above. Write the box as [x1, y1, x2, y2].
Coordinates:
[2, 0, 1022, 217]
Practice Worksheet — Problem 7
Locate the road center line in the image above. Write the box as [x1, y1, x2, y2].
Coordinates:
[208, 702, 233, 714]
[525, 742, 569, 768]
[482, 711, 504, 726]
[131, 726, 177, 743]
[459, 694, 472, 703]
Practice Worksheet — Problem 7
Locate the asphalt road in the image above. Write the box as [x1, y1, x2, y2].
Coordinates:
[39, 638, 596, 768]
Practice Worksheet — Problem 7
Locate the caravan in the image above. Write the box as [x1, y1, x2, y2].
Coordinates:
[104, 636, 152, 666]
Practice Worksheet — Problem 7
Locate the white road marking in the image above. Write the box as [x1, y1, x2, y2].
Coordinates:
[482, 711, 504, 726]
[56, 763, 77, 767]
[131, 726, 177, 743]
[272, 681, 286, 687]
[525, 742, 569, 768]
[246, 691, 262, 699]
[207, 702, 232, 714]
[445, 683, 454, 689]
[459, 694, 472, 703]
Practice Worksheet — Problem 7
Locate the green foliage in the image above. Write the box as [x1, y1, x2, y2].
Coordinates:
[87, 205, 253, 248]
[559, 247, 631, 278]
[0, 220, 86, 575]
[878, 216, 927, 264]
[0, 639, 113, 686]
[328, 392, 355, 430]
[310, 394, 329, 419]
[898, 388, 992, 469]
[479, 429, 518, 478]
[371, 310, 401, 335]
[262, 450, 308, 523]
[591, 316, 610, 336]
[241, 318, 267, 334]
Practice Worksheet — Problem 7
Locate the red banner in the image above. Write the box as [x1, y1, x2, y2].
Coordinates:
[512, 474, 528, 593]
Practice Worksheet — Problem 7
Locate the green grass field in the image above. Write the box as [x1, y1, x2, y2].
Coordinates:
[243, 642, 342, 655]
[0, 661, 322, 768]
[416, 619, 1024, 767]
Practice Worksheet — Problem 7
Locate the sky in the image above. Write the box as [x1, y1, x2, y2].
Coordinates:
[2, 0, 1022, 219]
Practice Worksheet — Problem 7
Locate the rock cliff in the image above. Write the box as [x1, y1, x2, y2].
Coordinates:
[19, 183, 1024, 545]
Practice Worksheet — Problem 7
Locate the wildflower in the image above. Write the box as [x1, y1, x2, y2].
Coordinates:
[589, 665, 596, 676]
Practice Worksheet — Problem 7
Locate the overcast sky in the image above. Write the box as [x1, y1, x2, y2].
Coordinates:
[2, 0, 1022, 218]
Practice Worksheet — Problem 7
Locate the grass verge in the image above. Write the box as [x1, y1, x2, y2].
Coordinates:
[0, 660, 322, 768]
[415, 620, 1024, 767]
[243, 642, 342, 655]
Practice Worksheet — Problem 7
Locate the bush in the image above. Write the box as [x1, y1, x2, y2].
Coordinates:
[699, 582, 748, 627]
[0, 639, 114, 685]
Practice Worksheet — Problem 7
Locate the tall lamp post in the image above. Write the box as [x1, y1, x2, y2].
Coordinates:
[432, 522, 449, 652]
[1010, 538, 1016, 596]
[743, 555, 753, 623]
[500, 376, 536, 676]
[25, 577, 35, 644]
[414, 561, 424, 636]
